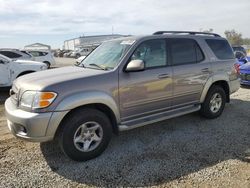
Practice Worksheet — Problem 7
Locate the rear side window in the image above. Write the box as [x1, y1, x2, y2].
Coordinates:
[206, 39, 234, 60]
[0, 51, 22, 58]
[170, 39, 204, 65]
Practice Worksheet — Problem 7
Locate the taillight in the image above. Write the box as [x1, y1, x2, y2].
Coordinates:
[234, 63, 240, 74]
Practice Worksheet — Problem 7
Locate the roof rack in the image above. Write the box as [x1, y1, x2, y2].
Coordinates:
[153, 31, 221, 37]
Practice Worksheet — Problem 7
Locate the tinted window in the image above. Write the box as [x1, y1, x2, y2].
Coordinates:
[0, 51, 22, 58]
[20, 51, 32, 57]
[170, 39, 204, 65]
[131, 39, 167, 68]
[206, 39, 234, 60]
[29, 51, 47, 57]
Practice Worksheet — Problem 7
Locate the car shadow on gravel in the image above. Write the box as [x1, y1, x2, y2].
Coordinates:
[40, 98, 250, 187]
[0, 90, 9, 105]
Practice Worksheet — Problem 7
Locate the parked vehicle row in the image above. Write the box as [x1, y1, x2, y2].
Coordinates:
[54, 46, 98, 59]
[0, 49, 56, 68]
[5, 31, 240, 161]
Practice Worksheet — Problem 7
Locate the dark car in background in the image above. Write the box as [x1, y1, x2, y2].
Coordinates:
[232, 46, 247, 56]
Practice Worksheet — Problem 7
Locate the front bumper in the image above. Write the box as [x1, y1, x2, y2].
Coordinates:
[5, 98, 54, 142]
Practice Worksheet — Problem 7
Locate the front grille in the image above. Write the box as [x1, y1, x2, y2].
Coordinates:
[240, 73, 250, 81]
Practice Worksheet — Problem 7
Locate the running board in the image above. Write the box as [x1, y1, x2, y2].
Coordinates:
[118, 104, 201, 131]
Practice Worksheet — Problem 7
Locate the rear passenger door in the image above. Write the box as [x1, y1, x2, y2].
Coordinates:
[169, 38, 211, 108]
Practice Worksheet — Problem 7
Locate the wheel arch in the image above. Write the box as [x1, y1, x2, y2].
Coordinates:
[200, 76, 230, 103]
[46, 92, 121, 139]
[54, 103, 119, 138]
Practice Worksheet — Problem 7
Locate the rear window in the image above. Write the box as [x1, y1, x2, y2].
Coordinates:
[206, 39, 234, 60]
[0, 51, 22, 58]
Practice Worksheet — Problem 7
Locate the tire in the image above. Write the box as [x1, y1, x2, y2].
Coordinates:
[199, 85, 226, 119]
[44, 61, 51, 68]
[58, 108, 112, 161]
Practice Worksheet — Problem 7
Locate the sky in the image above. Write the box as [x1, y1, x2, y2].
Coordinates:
[0, 0, 249, 49]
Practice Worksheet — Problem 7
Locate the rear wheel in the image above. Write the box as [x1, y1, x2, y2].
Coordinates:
[43, 61, 51, 68]
[58, 108, 112, 161]
[200, 85, 226, 119]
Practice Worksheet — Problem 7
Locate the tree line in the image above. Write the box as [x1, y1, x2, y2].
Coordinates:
[224, 30, 250, 46]
[201, 29, 250, 46]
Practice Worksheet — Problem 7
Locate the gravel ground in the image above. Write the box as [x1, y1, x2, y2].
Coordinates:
[0, 64, 250, 187]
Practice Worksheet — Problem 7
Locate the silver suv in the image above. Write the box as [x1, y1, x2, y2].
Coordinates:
[5, 31, 240, 161]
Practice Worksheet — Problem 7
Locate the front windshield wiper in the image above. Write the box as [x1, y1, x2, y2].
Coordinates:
[88, 63, 108, 70]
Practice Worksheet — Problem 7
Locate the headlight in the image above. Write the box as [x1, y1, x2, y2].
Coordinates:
[20, 91, 57, 109]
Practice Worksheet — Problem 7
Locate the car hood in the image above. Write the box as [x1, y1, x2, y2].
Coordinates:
[14, 66, 107, 91]
[14, 59, 45, 66]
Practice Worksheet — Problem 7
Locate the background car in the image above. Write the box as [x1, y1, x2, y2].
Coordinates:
[0, 49, 33, 61]
[239, 62, 250, 86]
[70, 46, 97, 58]
[0, 54, 47, 87]
[27, 50, 56, 68]
[232, 46, 247, 56]
[235, 51, 250, 86]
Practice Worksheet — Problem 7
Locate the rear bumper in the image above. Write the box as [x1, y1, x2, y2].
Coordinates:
[230, 78, 240, 94]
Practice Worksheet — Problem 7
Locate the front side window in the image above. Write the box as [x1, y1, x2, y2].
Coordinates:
[206, 39, 234, 60]
[131, 39, 167, 68]
[170, 39, 204, 66]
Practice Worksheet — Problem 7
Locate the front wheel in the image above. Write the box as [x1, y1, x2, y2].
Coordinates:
[200, 85, 226, 119]
[58, 108, 112, 161]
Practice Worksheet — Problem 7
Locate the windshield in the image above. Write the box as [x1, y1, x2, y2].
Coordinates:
[80, 39, 134, 70]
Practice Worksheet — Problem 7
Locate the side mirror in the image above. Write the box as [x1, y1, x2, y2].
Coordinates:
[125, 59, 145, 72]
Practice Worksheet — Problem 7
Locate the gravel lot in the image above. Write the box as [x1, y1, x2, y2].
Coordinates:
[0, 59, 250, 187]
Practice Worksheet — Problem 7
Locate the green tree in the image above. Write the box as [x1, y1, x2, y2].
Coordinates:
[224, 30, 243, 45]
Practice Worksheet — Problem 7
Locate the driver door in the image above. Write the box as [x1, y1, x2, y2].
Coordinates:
[0, 58, 10, 86]
[119, 39, 173, 121]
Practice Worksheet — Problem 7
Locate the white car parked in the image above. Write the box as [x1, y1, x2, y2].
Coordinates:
[26, 50, 56, 68]
[0, 54, 47, 87]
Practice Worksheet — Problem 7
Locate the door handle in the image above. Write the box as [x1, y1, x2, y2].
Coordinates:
[158, 74, 169, 79]
[201, 68, 210, 73]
